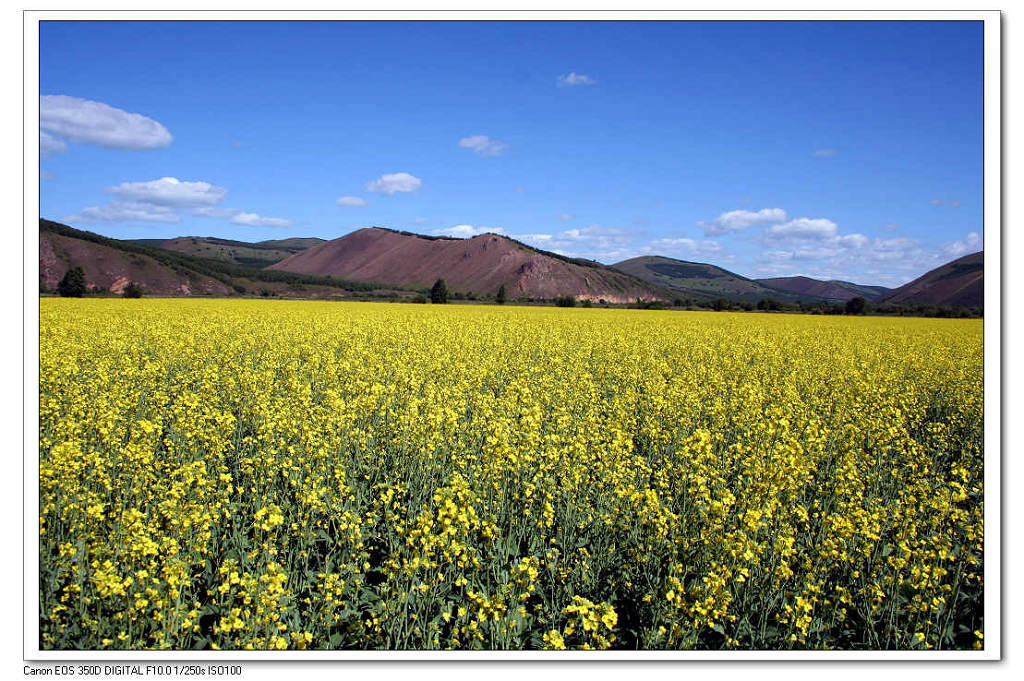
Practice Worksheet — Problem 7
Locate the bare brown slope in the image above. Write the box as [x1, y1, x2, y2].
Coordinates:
[269, 227, 664, 302]
[755, 276, 889, 302]
[880, 251, 984, 307]
[40, 231, 232, 295]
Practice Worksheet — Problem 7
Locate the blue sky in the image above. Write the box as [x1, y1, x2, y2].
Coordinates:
[39, 20, 984, 287]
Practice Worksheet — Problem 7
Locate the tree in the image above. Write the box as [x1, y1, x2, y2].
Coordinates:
[845, 296, 867, 315]
[496, 284, 507, 305]
[123, 282, 144, 298]
[555, 295, 576, 307]
[430, 278, 448, 304]
[57, 267, 87, 298]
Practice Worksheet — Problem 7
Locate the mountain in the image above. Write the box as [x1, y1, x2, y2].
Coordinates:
[126, 235, 325, 267]
[879, 251, 984, 307]
[612, 255, 814, 303]
[754, 276, 890, 303]
[269, 227, 667, 302]
[39, 219, 402, 299]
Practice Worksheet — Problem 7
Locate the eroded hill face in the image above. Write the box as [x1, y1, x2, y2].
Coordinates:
[881, 251, 983, 307]
[40, 230, 232, 296]
[270, 228, 665, 302]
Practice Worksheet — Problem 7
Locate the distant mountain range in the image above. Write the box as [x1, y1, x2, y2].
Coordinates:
[127, 236, 326, 268]
[39, 219, 984, 308]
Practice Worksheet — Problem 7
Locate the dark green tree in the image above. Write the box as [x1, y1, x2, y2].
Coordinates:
[555, 295, 576, 307]
[123, 282, 144, 298]
[845, 296, 867, 315]
[496, 284, 507, 305]
[57, 267, 87, 298]
[430, 278, 449, 304]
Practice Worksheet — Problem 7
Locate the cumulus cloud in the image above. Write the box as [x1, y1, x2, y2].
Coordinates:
[813, 149, 837, 157]
[40, 95, 172, 151]
[366, 172, 422, 195]
[459, 135, 508, 157]
[65, 200, 180, 224]
[557, 72, 596, 87]
[106, 177, 227, 207]
[230, 212, 292, 227]
[336, 196, 367, 207]
[39, 131, 67, 158]
[431, 224, 505, 238]
[765, 218, 839, 240]
[699, 208, 788, 236]
[942, 232, 982, 257]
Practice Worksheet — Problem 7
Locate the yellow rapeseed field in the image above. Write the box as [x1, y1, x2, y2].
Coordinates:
[38, 299, 984, 651]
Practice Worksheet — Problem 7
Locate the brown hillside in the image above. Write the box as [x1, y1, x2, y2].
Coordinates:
[269, 228, 664, 302]
[881, 251, 983, 307]
[40, 231, 232, 296]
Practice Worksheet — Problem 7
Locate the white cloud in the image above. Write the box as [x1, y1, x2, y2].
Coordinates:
[192, 206, 237, 219]
[65, 200, 180, 224]
[336, 196, 367, 207]
[366, 172, 422, 195]
[431, 224, 505, 238]
[883, 223, 899, 233]
[942, 232, 982, 257]
[516, 225, 635, 261]
[813, 149, 837, 157]
[459, 135, 508, 157]
[40, 169, 56, 180]
[230, 212, 292, 228]
[39, 131, 67, 158]
[557, 72, 596, 87]
[755, 234, 945, 287]
[765, 218, 839, 240]
[699, 208, 787, 236]
[950, 199, 961, 208]
[106, 177, 227, 207]
[930, 199, 943, 206]
[559, 213, 576, 221]
[414, 217, 429, 224]
[647, 237, 722, 259]
[40, 95, 172, 151]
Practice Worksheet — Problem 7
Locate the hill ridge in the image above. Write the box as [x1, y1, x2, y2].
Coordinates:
[270, 227, 664, 302]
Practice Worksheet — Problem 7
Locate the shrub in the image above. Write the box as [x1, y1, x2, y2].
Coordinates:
[555, 296, 576, 308]
[123, 282, 144, 298]
[496, 285, 507, 305]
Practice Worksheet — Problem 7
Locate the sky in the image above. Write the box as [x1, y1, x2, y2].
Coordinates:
[39, 20, 984, 287]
